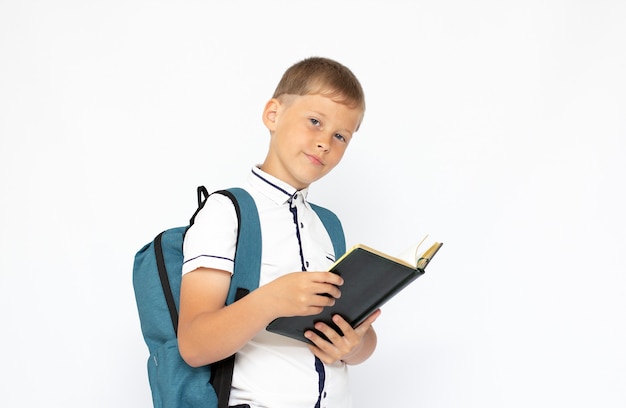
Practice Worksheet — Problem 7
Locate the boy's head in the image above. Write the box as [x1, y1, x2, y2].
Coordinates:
[260, 57, 365, 190]
[272, 57, 365, 129]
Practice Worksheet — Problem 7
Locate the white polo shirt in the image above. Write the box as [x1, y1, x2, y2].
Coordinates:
[182, 166, 351, 408]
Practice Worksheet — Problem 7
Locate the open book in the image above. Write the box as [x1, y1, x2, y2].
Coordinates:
[266, 236, 443, 343]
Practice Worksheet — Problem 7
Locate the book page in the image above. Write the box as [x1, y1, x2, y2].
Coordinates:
[396, 235, 430, 267]
[344, 244, 414, 268]
[340, 236, 442, 271]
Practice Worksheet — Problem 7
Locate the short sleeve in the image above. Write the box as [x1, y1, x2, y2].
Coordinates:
[182, 192, 239, 275]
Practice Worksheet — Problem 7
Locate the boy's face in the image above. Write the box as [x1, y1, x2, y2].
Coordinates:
[261, 93, 362, 190]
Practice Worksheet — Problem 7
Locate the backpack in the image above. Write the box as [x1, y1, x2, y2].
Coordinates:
[133, 186, 346, 408]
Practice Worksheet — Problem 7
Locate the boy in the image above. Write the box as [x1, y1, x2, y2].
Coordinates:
[178, 57, 380, 408]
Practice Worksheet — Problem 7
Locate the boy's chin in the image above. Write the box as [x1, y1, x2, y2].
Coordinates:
[287, 165, 335, 189]
[289, 176, 320, 190]
[299, 171, 332, 188]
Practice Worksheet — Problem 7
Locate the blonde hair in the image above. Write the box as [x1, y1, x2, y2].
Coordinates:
[272, 57, 365, 114]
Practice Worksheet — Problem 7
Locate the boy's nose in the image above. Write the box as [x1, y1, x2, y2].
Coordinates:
[316, 133, 332, 151]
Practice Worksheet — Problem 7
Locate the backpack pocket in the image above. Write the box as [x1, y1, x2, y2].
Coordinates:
[147, 338, 217, 408]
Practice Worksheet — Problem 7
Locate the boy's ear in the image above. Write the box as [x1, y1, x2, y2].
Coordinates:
[262, 98, 280, 131]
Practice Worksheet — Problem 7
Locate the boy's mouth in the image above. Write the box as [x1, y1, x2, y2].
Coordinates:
[305, 153, 324, 166]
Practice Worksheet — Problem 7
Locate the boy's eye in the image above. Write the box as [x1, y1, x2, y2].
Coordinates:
[334, 133, 347, 143]
[309, 118, 320, 126]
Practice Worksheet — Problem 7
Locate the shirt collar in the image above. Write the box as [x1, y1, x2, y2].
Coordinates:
[248, 166, 310, 205]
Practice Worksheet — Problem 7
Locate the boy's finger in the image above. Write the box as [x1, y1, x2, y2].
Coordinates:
[355, 309, 382, 331]
[320, 282, 341, 299]
[311, 271, 343, 286]
[330, 314, 353, 333]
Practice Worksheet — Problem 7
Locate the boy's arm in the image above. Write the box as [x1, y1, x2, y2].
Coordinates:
[178, 268, 268, 367]
[177, 267, 344, 367]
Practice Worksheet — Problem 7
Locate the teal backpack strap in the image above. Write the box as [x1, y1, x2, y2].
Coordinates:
[310, 203, 346, 259]
[211, 187, 261, 408]
[216, 188, 262, 304]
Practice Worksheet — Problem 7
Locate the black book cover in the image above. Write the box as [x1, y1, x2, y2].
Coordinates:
[266, 246, 427, 343]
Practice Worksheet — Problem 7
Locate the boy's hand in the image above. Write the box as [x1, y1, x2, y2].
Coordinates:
[262, 271, 343, 318]
[304, 309, 381, 365]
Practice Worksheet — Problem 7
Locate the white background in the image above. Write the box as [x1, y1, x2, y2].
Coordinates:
[1, 1, 625, 407]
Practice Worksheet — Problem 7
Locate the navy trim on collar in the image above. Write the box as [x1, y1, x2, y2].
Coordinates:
[249, 167, 309, 205]
[251, 168, 292, 197]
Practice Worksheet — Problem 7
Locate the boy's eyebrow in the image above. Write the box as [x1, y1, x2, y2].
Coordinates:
[309, 110, 328, 118]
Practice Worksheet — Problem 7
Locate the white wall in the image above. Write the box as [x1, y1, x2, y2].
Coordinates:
[1, 1, 625, 407]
